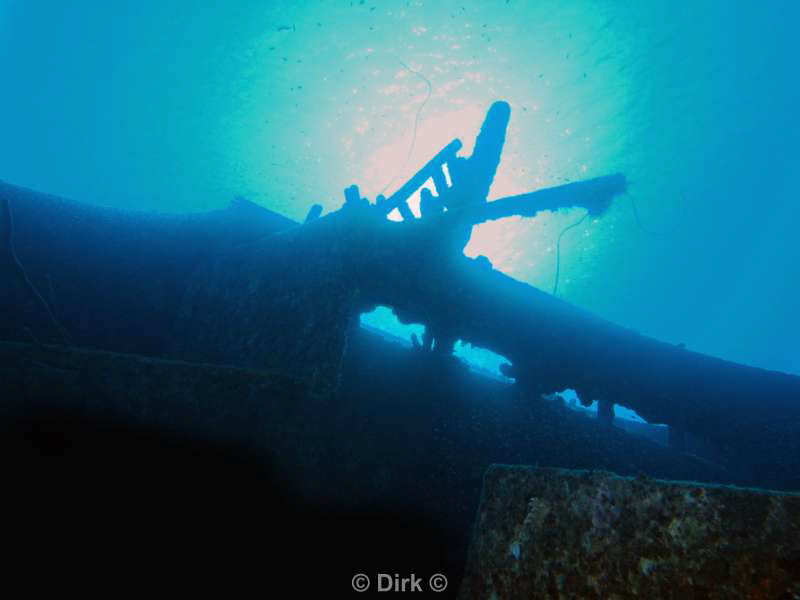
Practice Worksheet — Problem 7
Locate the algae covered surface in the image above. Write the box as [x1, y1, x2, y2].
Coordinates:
[461, 465, 800, 599]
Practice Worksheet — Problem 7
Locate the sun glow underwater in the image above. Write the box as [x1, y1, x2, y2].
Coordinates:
[357, 72, 628, 420]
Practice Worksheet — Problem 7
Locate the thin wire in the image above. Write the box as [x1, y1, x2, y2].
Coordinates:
[550, 194, 685, 296]
[378, 61, 433, 196]
[552, 212, 589, 296]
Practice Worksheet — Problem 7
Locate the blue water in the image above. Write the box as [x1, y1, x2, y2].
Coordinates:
[1, 0, 797, 376]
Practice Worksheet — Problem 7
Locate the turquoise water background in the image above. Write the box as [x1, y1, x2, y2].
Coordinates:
[1, 1, 797, 377]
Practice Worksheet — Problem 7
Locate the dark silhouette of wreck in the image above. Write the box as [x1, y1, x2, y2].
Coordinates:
[1, 101, 798, 594]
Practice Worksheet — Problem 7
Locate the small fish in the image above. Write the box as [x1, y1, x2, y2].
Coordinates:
[276, 24, 295, 32]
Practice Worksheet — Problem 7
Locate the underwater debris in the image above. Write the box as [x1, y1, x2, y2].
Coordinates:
[304, 203, 323, 223]
[461, 465, 800, 599]
[167, 99, 800, 460]
[597, 398, 614, 427]
[5, 99, 798, 488]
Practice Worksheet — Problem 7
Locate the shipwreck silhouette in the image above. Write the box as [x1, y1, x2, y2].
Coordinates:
[182, 100, 799, 456]
[3, 99, 800, 590]
[1, 101, 798, 467]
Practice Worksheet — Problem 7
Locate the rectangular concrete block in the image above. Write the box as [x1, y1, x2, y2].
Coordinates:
[460, 465, 800, 599]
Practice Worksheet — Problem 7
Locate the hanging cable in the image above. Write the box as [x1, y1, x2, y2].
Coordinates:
[378, 61, 433, 196]
[552, 211, 589, 296]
